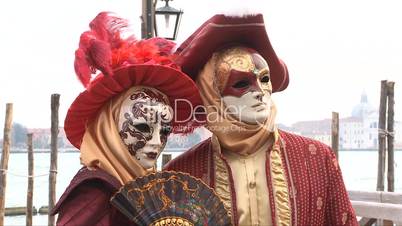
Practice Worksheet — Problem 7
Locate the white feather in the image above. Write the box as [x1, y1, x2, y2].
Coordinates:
[212, 0, 266, 17]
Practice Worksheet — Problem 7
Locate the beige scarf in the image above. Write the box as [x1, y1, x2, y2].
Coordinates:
[79, 86, 156, 185]
[196, 55, 277, 155]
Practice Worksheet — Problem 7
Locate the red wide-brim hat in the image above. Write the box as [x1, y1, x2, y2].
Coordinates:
[65, 64, 204, 149]
[175, 14, 289, 93]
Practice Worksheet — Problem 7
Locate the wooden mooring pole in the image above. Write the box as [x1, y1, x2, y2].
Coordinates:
[386, 81, 395, 192]
[374, 80, 395, 226]
[0, 103, 13, 226]
[26, 133, 34, 226]
[331, 112, 339, 160]
[48, 94, 60, 226]
[376, 80, 387, 192]
[162, 154, 172, 168]
[383, 81, 395, 226]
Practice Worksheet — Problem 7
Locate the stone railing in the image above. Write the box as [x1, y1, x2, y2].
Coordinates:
[349, 190, 402, 226]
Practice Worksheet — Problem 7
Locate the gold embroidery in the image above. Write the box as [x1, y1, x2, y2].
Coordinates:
[214, 151, 233, 218]
[270, 130, 292, 226]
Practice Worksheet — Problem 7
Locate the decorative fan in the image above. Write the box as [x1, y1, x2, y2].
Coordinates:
[111, 171, 233, 226]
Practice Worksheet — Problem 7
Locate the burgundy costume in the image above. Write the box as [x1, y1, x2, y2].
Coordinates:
[51, 168, 134, 226]
[165, 131, 357, 226]
[163, 13, 358, 226]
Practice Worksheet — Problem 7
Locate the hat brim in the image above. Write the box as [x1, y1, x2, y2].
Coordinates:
[175, 14, 289, 93]
[65, 65, 204, 149]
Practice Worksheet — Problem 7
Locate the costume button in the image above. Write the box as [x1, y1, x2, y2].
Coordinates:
[342, 212, 348, 225]
[316, 196, 323, 210]
[249, 181, 256, 189]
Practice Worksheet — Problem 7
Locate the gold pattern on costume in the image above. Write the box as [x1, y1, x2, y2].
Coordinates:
[342, 212, 348, 225]
[152, 217, 193, 226]
[213, 151, 233, 219]
[215, 47, 255, 91]
[309, 144, 317, 155]
[317, 197, 323, 210]
[270, 130, 292, 226]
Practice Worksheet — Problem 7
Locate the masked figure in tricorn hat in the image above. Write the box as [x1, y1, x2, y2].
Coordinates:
[164, 14, 358, 226]
[50, 12, 205, 225]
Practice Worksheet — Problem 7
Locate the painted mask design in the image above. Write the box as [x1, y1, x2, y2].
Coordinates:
[215, 47, 273, 124]
[118, 87, 172, 169]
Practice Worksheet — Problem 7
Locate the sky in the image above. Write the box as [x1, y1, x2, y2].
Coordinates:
[0, 0, 401, 131]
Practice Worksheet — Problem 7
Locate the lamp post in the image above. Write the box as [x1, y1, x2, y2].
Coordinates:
[154, 0, 183, 40]
[141, 0, 154, 39]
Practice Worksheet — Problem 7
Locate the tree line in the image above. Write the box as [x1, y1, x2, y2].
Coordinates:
[0, 122, 66, 149]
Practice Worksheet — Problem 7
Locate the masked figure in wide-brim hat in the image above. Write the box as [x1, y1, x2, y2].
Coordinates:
[51, 12, 205, 226]
[164, 14, 358, 226]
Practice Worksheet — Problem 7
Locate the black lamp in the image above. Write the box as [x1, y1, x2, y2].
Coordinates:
[154, 0, 183, 40]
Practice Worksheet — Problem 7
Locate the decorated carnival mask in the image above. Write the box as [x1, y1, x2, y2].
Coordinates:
[215, 47, 273, 124]
[118, 87, 173, 169]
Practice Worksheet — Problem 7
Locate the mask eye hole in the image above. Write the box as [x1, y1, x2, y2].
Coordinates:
[134, 123, 151, 133]
[160, 125, 172, 136]
[232, 80, 250, 89]
[260, 76, 270, 83]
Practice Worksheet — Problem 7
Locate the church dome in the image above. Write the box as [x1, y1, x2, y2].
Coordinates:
[351, 92, 376, 118]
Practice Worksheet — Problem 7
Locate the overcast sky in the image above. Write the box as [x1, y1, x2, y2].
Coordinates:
[0, 0, 401, 131]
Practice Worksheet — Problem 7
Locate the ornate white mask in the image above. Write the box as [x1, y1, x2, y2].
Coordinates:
[117, 87, 172, 169]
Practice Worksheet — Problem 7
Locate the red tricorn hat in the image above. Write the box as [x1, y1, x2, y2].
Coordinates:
[175, 14, 289, 93]
[65, 12, 204, 149]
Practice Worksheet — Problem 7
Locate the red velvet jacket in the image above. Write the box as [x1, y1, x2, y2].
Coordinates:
[164, 130, 358, 226]
[51, 167, 135, 226]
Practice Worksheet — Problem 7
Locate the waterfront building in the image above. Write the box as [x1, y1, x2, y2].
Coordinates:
[284, 92, 402, 149]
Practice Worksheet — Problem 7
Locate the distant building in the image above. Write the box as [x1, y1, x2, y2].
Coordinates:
[166, 127, 212, 150]
[27, 128, 74, 149]
[283, 92, 402, 149]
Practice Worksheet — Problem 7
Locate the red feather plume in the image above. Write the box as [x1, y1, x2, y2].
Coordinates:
[74, 12, 177, 88]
